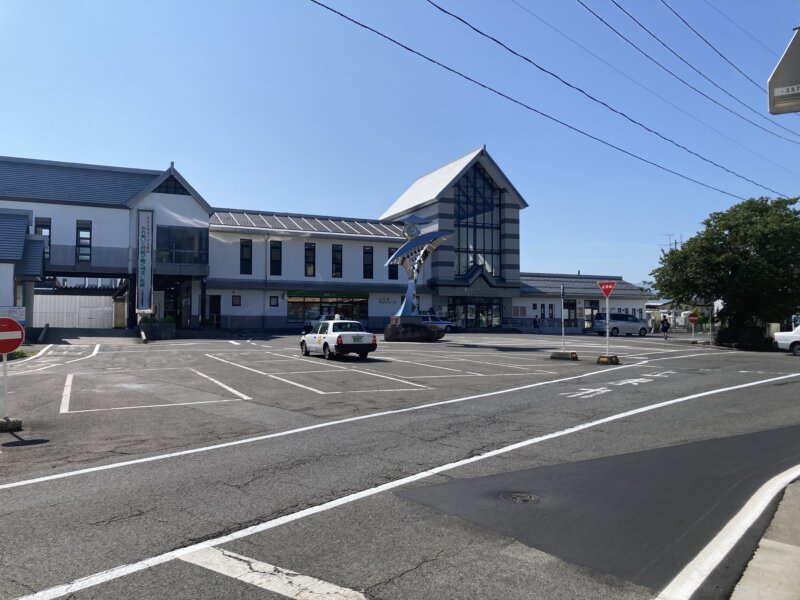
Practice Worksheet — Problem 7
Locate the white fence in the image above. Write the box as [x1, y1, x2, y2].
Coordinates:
[33, 295, 114, 328]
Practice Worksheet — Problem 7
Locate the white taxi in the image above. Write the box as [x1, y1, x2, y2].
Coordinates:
[300, 319, 377, 360]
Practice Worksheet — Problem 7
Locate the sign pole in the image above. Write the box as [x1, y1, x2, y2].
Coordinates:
[605, 295, 610, 357]
[3, 353, 8, 420]
[560, 284, 565, 352]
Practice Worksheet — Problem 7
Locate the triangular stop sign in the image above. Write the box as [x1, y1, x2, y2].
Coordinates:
[597, 280, 617, 298]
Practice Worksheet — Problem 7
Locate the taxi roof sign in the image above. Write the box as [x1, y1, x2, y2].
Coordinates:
[769, 27, 800, 115]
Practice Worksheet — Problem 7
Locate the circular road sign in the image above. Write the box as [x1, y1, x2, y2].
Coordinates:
[0, 318, 24, 354]
[688, 314, 699, 325]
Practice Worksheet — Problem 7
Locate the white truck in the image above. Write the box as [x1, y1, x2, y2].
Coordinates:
[773, 325, 800, 356]
[300, 319, 377, 360]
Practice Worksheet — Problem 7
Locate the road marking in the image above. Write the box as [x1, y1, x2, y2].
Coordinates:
[380, 355, 481, 375]
[64, 344, 101, 364]
[228, 341, 241, 345]
[8, 344, 53, 365]
[65, 399, 242, 413]
[59, 374, 73, 414]
[15, 372, 800, 600]
[346, 367, 428, 388]
[180, 547, 366, 599]
[657, 462, 800, 600]
[450, 357, 533, 371]
[188, 368, 252, 400]
[206, 354, 327, 395]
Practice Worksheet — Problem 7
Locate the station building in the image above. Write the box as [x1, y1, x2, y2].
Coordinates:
[0, 147, 648, 331]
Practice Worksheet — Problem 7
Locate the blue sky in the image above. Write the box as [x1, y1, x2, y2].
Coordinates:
[2, 1, 798, 286]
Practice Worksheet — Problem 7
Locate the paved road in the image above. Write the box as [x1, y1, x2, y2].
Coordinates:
[1, 332, 798, 599]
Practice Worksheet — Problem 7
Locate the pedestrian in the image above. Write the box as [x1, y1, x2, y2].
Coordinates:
[533, 315, 540, 333]
[660, 316, 670, 340]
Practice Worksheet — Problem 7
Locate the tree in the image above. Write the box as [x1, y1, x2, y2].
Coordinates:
[651, 197, 800, 338]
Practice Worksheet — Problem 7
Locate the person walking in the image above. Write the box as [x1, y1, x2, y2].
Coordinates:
[660, 316, 671, 340]
[533, 315, 540, 333]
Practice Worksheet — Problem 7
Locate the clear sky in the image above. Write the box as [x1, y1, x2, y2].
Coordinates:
[2, 1, 798, 286]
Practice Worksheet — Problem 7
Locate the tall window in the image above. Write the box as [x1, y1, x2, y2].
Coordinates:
[270, 240, 282, 276]
[239, 239, 252, 275]
[305, 242, 316, 277]
[454, 163, 501, 276]
[156, 227, 209, 264]
[388, 247, 398, 280]
[332, 244, 342, 278]
[76, 220, 92, 262]
[363, 246, 373, 279]
[35, 217, 51, 260]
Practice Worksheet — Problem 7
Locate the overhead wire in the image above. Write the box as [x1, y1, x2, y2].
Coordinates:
[659, 0, 767, 94]
[700, 0, 779, 59]
[307, 0, 747, 201]
[506, 0, 800, 180]
[425, 0, 787, 197]
[574, 0, 800, 145]
[606, 0, 800, 138]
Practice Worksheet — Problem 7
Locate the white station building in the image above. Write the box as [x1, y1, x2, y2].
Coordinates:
[0, 147, 648, 332]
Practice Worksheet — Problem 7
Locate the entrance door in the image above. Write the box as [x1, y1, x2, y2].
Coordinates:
[209, 295, 221, 328]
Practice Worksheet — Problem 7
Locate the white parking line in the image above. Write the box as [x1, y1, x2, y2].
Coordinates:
[16, 372, 799, 600]
[228, 341, 241, 345]
[188, 368, 252, 400]
[66, 398, 243, 413]
[64, 344, 101, 364]
[59, 374, 73, 414]
[206, 354, 328, 395]
[380, 355, 481, 375]
[180, 547, 366, 599]
[9, 344, 53, 364]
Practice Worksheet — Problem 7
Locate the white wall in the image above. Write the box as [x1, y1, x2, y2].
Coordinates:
[34, 295, 113, 328]
[0, 263, 14, 305]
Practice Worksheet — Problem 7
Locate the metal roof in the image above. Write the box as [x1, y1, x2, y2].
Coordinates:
[210, 209, 405, 240]
[0, 156, 161, 206]
[519, 273, 650, 298]
[0, 212, 29, 261]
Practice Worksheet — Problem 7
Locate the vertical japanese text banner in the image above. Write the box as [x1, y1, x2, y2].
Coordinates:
[137, 210, 154, 312]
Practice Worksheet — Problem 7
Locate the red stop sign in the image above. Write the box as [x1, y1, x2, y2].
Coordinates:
[688, 314, 699, 324]
[0, 318, 24, 354]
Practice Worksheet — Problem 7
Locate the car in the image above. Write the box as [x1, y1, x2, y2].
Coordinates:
[421, 314, 456, 332]
[300, 318, 377, 360]
[773, 325, 800, 356]
[593, 313, 648, 337]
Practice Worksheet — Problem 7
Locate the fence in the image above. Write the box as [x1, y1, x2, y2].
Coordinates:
[33, 295, 114, 328]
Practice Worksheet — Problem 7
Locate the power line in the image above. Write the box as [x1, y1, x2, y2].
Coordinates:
[506, 0, 800, 180]
[306, 0, 746, 201]
[574, 0, 800, 145]
[425, 0, 787, 197]
[607, 0, 800, 138]
[700, 0, 778, 59]
[660, 0, 766, 93]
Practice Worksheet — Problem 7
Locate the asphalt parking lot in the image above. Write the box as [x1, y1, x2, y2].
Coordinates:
[1, 331, 799, 599]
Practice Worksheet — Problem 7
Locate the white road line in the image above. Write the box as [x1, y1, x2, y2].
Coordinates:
[10, 344, 53, 364]
[59, 374, 73, 414]
[188, 368, 252, 400]
[15, 372, 800, 600]
[66, 399, 243, 413]
[404, 372, 556, 379]
[657, 462, 800, 600]
[347, 368, 429, 388]
[450, 357, 532, 371]
[180, 547, 366, 599]
[206, 354, 327, 395]
[228, 340, 241, 345]
[64, 344, 101, 364]
[380, 355, 481, 375]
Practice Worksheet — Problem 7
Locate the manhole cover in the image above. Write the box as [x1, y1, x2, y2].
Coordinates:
[499, 491, 542, 504]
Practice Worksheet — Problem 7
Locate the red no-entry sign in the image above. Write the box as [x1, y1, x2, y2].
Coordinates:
[688, 314, 699, 325]
[597, 280, 617, 299]
[0, 318, 24, 354]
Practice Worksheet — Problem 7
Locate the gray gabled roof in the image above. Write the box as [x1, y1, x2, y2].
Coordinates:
[0, 156, 162, 206]
[210, 209, 405, 240]
[519, 273, 650, 299]
[380, 146, 529, 221]
[0, 212, 29, 261]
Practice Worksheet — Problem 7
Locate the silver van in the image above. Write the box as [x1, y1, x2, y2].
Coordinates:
[593, 313, 648, 337]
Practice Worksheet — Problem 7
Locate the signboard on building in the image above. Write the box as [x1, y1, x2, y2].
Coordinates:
[0, 307, 26, 327]
[137, 210, 154, 312]
[769, 28, 800, 114]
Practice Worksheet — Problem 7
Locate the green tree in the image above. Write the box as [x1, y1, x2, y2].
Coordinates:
[651, 197, 800, 338]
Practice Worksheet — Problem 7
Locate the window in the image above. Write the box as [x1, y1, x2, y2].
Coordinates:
[35, 217, 51, 260]
[305, 243, 315, 277]
[454, 163, 501, 276]
[512, 306, 527, 317]
[76, 220, 92, 262]
[232, 295, 241, 306]
[270, 240, 282, 276]
[332, 244, 342, 278]
[540, 304, 545, 318]
[240, 239, 252, 275]
[363, 246, 373, 279]
[388, 248, 398, 280]
[548, 304, 554, 319]
[318, 323, 328, 334]
[269, 295, 279, 307]
[154, 175, 190, 195]
[156, 226, 209, 264]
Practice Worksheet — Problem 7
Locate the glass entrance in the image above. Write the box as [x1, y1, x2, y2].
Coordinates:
[448, 297, 502, 328]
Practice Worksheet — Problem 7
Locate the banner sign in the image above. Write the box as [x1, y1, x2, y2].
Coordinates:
[137, 210, 154, 312]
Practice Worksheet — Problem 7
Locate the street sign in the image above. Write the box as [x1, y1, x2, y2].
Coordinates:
[597, 280, 617, 298]
[0, 318, 24, 354]
[769, 28, 800, 115]
[688, 314, 699, 325]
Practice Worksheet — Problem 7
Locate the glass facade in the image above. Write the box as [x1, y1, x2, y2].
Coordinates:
[156, 226, 209, 264]
[448, 296, 502, 328]
[454, 163, 501, 276]
[287, 294, 368, 322]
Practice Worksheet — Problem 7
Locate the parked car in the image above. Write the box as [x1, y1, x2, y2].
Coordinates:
[593, 313, 648, 337]
[773, 325, 800, 356]
[421, 314, 456, 332]
[300, 319, 377, 359]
